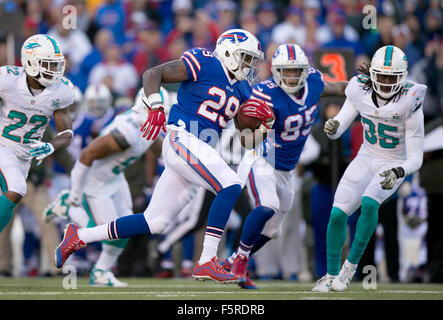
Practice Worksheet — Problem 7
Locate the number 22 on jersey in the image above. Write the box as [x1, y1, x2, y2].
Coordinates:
[2, 110, 48, 144]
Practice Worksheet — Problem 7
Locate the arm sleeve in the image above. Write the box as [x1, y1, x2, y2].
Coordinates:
[327, 98, 360, 140]
[401, 108, 425, 176]
[70, 160, 90, 195]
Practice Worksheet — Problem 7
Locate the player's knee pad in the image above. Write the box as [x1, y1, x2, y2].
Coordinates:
[261, 212, 284, 239]
[147, 218, 170, 235]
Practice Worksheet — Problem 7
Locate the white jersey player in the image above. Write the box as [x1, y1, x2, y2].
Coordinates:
[0, 34, 74, 233]
[313, 45, 427, 292]
[44, 87, 165, 286]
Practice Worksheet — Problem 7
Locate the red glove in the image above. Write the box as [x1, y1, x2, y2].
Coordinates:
[241, 100, 275, 129]
[140, 107, 167, 140]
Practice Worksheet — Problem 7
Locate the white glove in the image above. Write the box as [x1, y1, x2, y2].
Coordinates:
[65, 191, 82, 207]
[29, 140, 54, 161]
[379, 167, 404, 190]
[324, 119, 340, 136]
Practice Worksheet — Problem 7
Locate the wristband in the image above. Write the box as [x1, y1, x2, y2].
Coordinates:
[392, 167, 405, 178]
[143, 93, 163, 108]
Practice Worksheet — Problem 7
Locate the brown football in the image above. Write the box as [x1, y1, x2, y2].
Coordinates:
[236, 100, 264, 131]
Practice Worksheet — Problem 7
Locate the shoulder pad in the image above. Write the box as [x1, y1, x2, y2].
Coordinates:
[345, 76, 365, 99]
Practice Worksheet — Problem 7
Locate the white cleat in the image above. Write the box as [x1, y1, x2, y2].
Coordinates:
[90, 268, 128, 287]
[312, 274, 335, 292]
[331, 260, 357, 292]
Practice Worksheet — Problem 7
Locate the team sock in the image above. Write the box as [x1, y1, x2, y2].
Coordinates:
[237, 206, 275, 258]
[326, 206, 349, 276]
[347, 196, 380, 265]
[0, 195, 16, 233]
[199, 184, 242, 264]
[78, 213, 151, 244]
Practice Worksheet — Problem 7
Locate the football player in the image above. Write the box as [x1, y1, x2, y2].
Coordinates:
[55, 29, 274, 283]
[83, 83, 116, 137]
[0, 34, 75, 233]
[44, 87, 165, 286]
[312, 45, 427, 292]
[222, 43, 348, 289]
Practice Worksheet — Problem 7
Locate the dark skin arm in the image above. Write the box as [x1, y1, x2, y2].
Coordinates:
[142, 60, 189, 101]
[321, 81, 349, 97]
[50, 106, 73, 150]
[79, 134, 123, 166]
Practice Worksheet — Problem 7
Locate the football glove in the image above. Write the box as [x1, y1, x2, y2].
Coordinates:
[242, 100, 275, 129]
[379, 167, 405, 190]
[140, 93, 167, 141]
[141, 107, 167, 140]
[65, 191, 82, 207]
[324, 119, 340, 135]
[29, 140, 54, 161]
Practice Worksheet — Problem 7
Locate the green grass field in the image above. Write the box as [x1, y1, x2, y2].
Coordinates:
[1, 277, 443, 300]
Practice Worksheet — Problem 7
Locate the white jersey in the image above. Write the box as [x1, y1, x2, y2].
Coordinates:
[344, 75, 427, 162]
[83, 110, 153, 196]
[0, 66, 75, 161]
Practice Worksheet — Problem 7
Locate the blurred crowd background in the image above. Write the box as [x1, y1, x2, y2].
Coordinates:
[0, 0, 442, 284]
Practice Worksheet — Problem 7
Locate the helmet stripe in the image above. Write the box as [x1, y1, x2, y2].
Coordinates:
[384, 45, 393, 67]
[287, 44, 296, 60]
[44, 35, 61, 55]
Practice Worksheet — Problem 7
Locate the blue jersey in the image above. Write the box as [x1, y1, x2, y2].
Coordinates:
[168, 47, 251, 141]
[52, 112, 95, 173]
[251, 68, 325, 171]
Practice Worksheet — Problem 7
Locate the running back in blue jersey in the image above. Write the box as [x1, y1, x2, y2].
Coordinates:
[251, 67, 325, 171]
[167, 48, 252, 140]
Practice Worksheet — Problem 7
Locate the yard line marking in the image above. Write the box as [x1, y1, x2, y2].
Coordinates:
[0, 290, 442, 295]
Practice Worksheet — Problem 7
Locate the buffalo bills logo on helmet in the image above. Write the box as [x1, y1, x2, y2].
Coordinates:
[217, 31, 249, 45]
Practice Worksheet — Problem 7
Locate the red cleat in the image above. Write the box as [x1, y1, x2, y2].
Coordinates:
[231, 253, 249, 280]
[55, 223, 86, 268]
[231, 254, 258, 289]
[192, 257, 240, 284]
[239, 271, 258, 290]
[220, 258, 232, 272]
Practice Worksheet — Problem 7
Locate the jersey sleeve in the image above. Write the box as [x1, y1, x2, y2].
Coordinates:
[407, 83, 427, 118]
[180, 48, 208, 82]
[307, 68, 325, 98]
[54, 78, 75, 110]
[0, 66, 7, 96]
[344, 76, 362, 100]
[0, 66, 19, 98]
[250, 83, 274, 108]
[112, 113, 141, 148]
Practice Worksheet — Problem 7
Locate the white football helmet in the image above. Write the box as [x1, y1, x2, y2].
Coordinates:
[21, 34, 65, 87]
[84, 83, 112, 117]
[213, 29, 264, 83]
[369, 45, 408, 99]
[271, 43, 310, 94]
